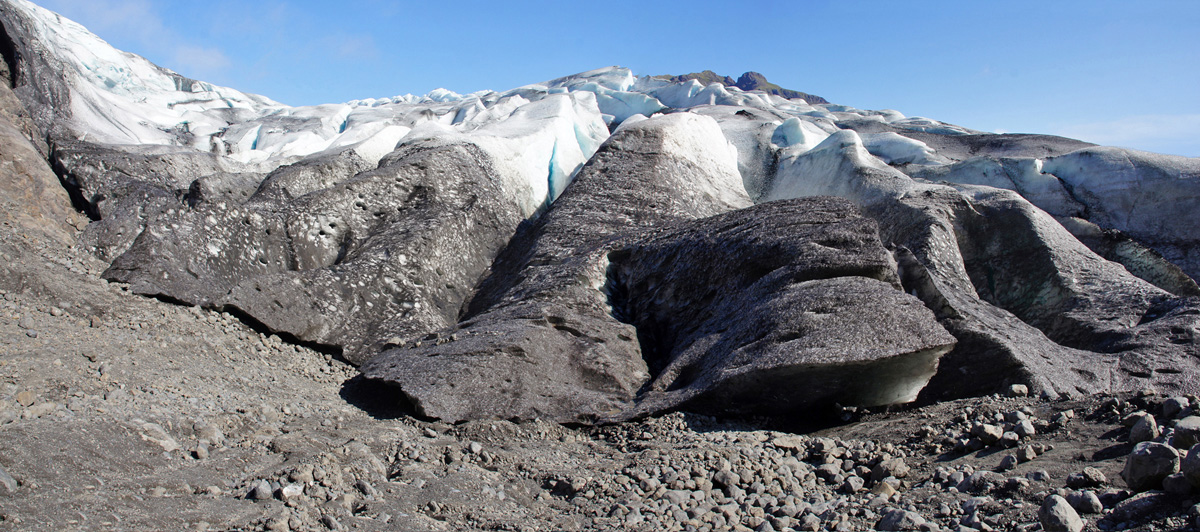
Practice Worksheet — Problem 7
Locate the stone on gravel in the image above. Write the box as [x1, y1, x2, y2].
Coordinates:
[871, 458, 910, 483]
[1014, 419, 1036, 438]
[1163, 472, 1193, 495]
[1180, 444, 1200, 486]
[1017, 446, 1038, 463]
[1174, 416, 1200, 449]
[1065, 466, 1106, 489]
[1066, 490, 1103, 515]
[320, 514, 343, 530]
[140, 423, 180, 452]
[1039, 495, 1084, 532]
[0, 463, 17, 495]
[15, 391, 34, 407]
[279, 483, 303, 501]
[1027, 470, 1052, 483]
[248, 480, 273, 501]
[1130, 414, 1160, 443]
[997, 454, 1018, 472]
[841, 475, 865, 494]
[971, 423, 1003, 446]
[1121, 441, 1180, 492]
[876, 509, 925, 531]
[1164, 396, 1190, 420]
[1107, 491, 1172, 524]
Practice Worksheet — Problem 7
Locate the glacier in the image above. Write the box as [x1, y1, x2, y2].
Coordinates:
[2, 0, 1200, 423]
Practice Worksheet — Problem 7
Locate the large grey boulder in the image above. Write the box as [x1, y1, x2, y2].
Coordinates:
[1122, 442, 1180, 492]
[1039, 495, 1085, 532]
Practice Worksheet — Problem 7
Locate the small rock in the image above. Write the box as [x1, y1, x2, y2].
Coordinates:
[355, 480, 377, 498]
[876, 509, 926, 531]
[468, 441, 483, 454]
[1014, 420, 1036, 438]
[1108, 491, 1171, 523]
[957, 471, 1002, 494]
[996, 455, 1018, 472]
[1130, 415, 1160, 444]
[194, 423, 225, 446]
[1008, 384, 1029, 397]
[841, 476, 864, 494]
[714, 469, 741, 489]
[1065, 467, 1106, 489]
[266, 516, 290, 532]
[140, 423, 180, 452]
[1017, 446, 1038, 463]
[1174, 417, 1200, 449]
[1163, 472, 1193, 495]
[1164, 396, 1190, 420]
[871, 481, 898, 498]
[280, 483, 304, 501]
[971, 424, 1003, 446]
[797, 514, 821, 532]
[248, 480, 273, 500]
[15, 391, 34, 407]
[320, 514, 343, 530]
[1066, 490, 1103, 515]
[0, 464, 17, 495]
[1182, 444, 1200, 486]
[1122, 411, 1151, 428]
[1026, 470, 1051, 483]
[871, 458, 910, 483]
[1122, 442, 1180, 492]
[1039, 495, 1084, 532]
[423, 427, 438, 438]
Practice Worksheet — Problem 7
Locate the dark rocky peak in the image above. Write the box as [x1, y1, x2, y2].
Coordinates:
[656, 70, 829, 104]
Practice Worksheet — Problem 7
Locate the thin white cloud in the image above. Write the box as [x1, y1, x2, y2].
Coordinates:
[36, 0, 233, 80]
[171, 45, 231, 80]
[37, 0, 168, 45]
[1056, 114, 1200, 158]
[328, 35, 380, 60]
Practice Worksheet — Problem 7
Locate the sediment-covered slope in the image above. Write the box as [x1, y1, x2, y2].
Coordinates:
[1, 0, 1198, 422]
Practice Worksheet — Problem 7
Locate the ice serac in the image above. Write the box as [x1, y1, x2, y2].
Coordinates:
[1041, 147, 1200, 281]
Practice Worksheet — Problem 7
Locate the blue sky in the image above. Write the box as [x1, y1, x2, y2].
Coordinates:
[34, 0, 1200, 156]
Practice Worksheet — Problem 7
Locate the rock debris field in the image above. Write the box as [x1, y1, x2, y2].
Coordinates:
[5, 227, 1200, 531]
